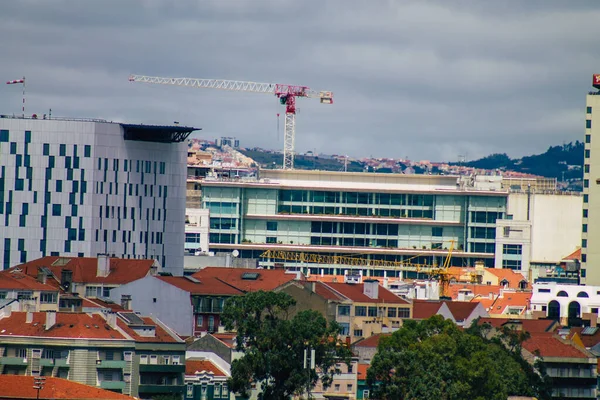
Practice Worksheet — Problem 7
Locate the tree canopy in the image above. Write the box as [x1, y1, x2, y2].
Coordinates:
[367, 316, 551, 400]
[221, 291, 352, 400]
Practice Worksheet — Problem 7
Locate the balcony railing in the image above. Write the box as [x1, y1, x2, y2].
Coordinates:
[195, 305, 223, 313]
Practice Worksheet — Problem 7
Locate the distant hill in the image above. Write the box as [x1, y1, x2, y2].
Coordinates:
[456, 141, 584, 181]
[240, 149, 365, 172]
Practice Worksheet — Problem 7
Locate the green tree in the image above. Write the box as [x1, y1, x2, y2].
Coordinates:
[367, 316, 551, 400]
[221, 291, 352, 400]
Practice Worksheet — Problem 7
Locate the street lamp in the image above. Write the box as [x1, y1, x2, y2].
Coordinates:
[33, 376, 46, 400]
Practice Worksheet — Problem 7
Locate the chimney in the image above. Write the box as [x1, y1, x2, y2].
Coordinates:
[45, 311, 56, 330]
[97, 254, 110, 278]
[26, 312, 33, 324]
[121, 294, 132, 311]
[363, 279, 379, 300]
[105, 312, 117, 329]
[37, 268, 47, 284]
[310, 282, 316, 293]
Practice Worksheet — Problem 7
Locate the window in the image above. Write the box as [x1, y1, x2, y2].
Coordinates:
[585, 149, 591, 159]
[432, 227, 443, 237]
[222, 383, 229, 397]
[584, 194, 589, 203]
[503, 226, 510, 237]
[502, 244, 522, 255]
[40, 292, 57, 303]
[355, 306, 366, 316]
[584, 179, 589, 188]
[197, 315, 203, 326]
[586, 120, 592, 129]
[586, 134, 591, 144]
[172, 355, 180, 365]
[214, 383, 221, 397]
[338, 305, 351, 316]
[583, 209, 588, 218]
[587, 106, 592, 114]
[187, 385, 194, 397]
[363, 390, 370, 399]
[585, 164, 590, 173]
[347, 384, 353, 392]
[185, 233, 201, 243]
[398, 308, 410, 318]
[150, 355, 158, 365]
[577, 291, 589, 298]
[266, 221, 278, 231]
[557, 291, 568, 297]
[124, 352, 132, 362]
[388, 308, 397, 318]
[52, 204, 61, 216]
[368, 306, 377, 317]
[334, 384, 340, 392]
[502, 259, 521, 270]
[583, 224, 588, 233]
[140, 355, 148, 364]
[339, 323, 350, 336]
[353, 329, 363, 337]
[538, 288, 551, 293]
[583, 239, 588, 248]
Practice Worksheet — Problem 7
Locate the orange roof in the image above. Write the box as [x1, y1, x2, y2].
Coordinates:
[15, 256, 154, 285]
[157, 276, 244, 296]
[212, 332, 236, 348]
[116, 316, 180, 343]
[562, 247, 582, 262]
[186, 359, 227, 377]
[485, 268, 530, 289]
[477, 317, 558, 333]
[487, 291, 531, 315]
[322, 282, 409, 304]
[447, 283, 501, 301]
[444, 301, 481, 322]
[412, 300, 444, 319]
[0, 375, 133, 399]
[523, 333, 591, 359]
[0, 312, 126, 340]
[471, 295, 496, 310]
[193, 267, 301, 292]
[0, 269, 59, 291]
[353, 333, 390, 348]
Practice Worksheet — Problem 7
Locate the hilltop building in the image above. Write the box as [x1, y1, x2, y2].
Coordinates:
[582, 75, 600, 285]
[0, 115, 197, 274]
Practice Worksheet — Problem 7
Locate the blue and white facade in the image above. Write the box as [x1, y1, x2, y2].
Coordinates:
[0, 116, 195, 274]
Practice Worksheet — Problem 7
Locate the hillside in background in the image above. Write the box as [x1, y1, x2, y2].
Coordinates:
[240, 149, 365, 172]
[457, 141, 584, 181]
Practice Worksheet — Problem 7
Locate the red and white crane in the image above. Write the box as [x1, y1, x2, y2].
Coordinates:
[128, 74, 333, 170]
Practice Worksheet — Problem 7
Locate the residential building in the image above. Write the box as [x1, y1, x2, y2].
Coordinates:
[477, 317, 559, 334]
[184, 358, 231, 400]
[356, 363, 370, 400]
[530, 282, 600, 326]
[352, 333, 389, 364]
[0, 375, 133, 400]
[185, 209, 210, 255]
[411, 299, 488, 328]
[309, 358, 358, 400]
[581, 75, 600, 285]
[470, 290, 532, 318]
[0, 267, 59, 312]
[201, 169, 509, 274]
[522, 333, 597, 399]
[0, 116, 196, 273]
[0, 310, 185, 398]
[109, 275, 243, 337]
[12, 254, 158, 301]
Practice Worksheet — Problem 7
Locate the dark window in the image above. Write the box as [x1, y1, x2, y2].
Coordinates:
[43, 143, 50, 155]
[432, 227, 443, 237]
[367, 307, 378, 317]
[10, 142, 17, 154]
[354, 306, 366, 317]
[266, 221, 278, 231]
[586, 120, 592, 129]
[15, 179, 24, 191]
[266, 237, 277, 244]
[556, 291, 568, 297]
[0, 130, 8, 142]
[583, 224, 588, 233]
[585, 149, 591, 159]
[56, 180, 62, 192]
[59, 144, 66, 156]
[338, 305, 351, 316]
[584, 194, 589, 203]
[52, 204, 61, 216]
[587, 106, 593, 114]
[584, 179, 589, 188]
[583, 239, 587, 248]
[538, 288, 551, 293]
[586, 134, 591, 144]
[585, 164, 590, 173]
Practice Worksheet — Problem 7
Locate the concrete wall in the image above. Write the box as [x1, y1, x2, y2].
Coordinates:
[110, 276, 193, 336]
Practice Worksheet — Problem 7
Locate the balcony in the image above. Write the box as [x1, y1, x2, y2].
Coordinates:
[139, 364, 185, 373]
[0, 357, 27, 366]
[195, 305, 223, 314]
[100, 381, 126, 391]
[96, 360, 126, 369]
[138, 384, 185, 395]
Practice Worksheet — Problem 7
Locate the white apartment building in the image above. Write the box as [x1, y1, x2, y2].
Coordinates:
[582, 75, 600, 285]
[531, 282, 600, 324]
[0, 115, 197, 274]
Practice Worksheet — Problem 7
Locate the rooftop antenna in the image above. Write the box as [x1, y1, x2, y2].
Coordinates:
[6, 77, 25, 117]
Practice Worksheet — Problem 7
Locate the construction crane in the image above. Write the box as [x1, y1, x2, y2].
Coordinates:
[128, 75, 333, 170]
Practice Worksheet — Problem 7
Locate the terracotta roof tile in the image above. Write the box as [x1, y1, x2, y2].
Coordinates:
[523, 333, 591, 359]
[157, 276, 244, 296]
[562, 247, 582, 261]
[485, 268, 531, 290]
[322, 282, 409, 304]
[0, 375, 133, 399]
[193, 267, 301, 292]
[477, 317, 558, 333]
[488, 292, 532, 315]
[444, 301, 481, 322]
[0, 269, 59, 291]
[14, 256, 154, 285]
[566, 327, 600, 348]
[412, 300, 443, 319]
[0, 312, 126, 340]
[357, 363, 369, 380]
[211, 332, 236, 348]
[186, 359, 227, 377]
[307, 282, 347, 301]
[116, 316, 180, 343]
[353, 333, 390, 348]
[447, 283, 502, 301]
[83, 298, 126, 312]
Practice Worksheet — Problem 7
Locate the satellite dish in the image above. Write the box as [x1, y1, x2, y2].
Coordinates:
[232, 250, 240, 258]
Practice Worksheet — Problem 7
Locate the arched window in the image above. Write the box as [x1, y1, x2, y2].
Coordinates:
[577, 291, 589, 298]
[548, 300, 560, 320]
[500, 279, 509, 288]
[518, 280, 528, 290]
[557, 291, 568, 297]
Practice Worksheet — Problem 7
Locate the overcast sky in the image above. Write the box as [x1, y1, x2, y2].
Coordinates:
[1, 1, 599, 161]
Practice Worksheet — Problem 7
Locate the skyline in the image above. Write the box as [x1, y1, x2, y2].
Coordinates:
[1, 0, 600, 161]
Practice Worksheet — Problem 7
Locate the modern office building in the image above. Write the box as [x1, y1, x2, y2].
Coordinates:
[0, 115, 197, 274]
[200, 169, 509, 276]
[582, 75, 600, 285]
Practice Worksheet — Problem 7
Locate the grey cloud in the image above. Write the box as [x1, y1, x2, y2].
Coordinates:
[1, 0, 599, 162]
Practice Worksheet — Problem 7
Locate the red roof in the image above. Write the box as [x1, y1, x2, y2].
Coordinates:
[83, 298, 126, 312]
[412, 300, 443, 319]
[212, 332, 236, 348]
[357, 363, 369, 381]
[485, 268, 531, 290]
[353, 333, 390, 348]
[307, 282, 347, 301]
[447, 283, 501, 301]
[186, 359, 227, 377]
[0, 269, 59, 291]
[477, 317, 558, 333]
[562, 247, 582, 262]
[322, 282, 409, 304]
[523, 333, 591, 359]
[116, 316, 180, 343]
[487, 292, 532, 315]
[193, 267, 301, 292]
[566, 327, 600, 348]
[157, 276, 244, 296]
[14, 256, 154, 285]
[0, 312, 126, 340]
[0, 375, 133, 399]
[444, 301, 481, 322]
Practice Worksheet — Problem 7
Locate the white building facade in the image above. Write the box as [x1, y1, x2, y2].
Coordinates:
[0, 116, 195, 274]
[531, 282, 600, 323]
